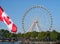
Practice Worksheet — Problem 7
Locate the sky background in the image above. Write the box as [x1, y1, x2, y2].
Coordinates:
[0, 0, 60, 33]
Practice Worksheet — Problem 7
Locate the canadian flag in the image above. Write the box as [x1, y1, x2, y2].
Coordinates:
[0, 6, 17, 33]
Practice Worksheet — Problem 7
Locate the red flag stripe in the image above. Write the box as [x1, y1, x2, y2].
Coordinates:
[0, 6, 4, 21]
[11, 23, 17, 32]
[0, 6, 17, 33]
[3, 16, 12, 25]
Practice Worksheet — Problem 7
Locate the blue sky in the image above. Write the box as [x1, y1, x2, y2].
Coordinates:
[0, 0, 60, 33]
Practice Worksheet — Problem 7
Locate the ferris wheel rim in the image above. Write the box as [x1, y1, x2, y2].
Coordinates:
[22, 5, 53, 33]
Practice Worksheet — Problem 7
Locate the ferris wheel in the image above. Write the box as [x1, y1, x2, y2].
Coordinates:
[22, 5, 53, 33]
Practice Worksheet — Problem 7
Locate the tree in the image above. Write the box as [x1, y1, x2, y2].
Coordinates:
[57, 33, 60, 41]
[23, 32, 31, 39]
[30, 31, 38, 38]
[37, 32, 47, 41]
[0, 29, 10, 38]
[17, 33, 22, 38]
[50, 30, 58, 41]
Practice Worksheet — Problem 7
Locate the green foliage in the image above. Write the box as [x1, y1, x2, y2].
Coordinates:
[57, 33, 60, 40]
[0, 29, 60, 41]
[8, 33, 16, 38]
[23, 32, 31, 39]
[0, 29, 10, 38]
[30, 31, 38, 38]
[17, 33, 22, 38]
[50, 30, 58, 41]
[37, 32, 47, 41]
